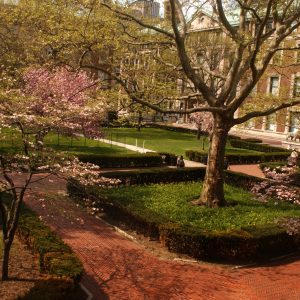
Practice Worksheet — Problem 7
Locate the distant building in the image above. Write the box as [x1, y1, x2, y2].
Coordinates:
[129, 0, 160, 18]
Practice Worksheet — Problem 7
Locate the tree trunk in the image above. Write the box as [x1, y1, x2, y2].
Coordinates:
[2, 239, 12, 281]
[200, 115, 229, 208]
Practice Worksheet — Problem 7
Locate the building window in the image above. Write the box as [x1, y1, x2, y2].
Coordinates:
[296, 44, 300, 63]
[265, 114, 276, 131]
[269, 76, 279, 96]
[293, 76, 300, 97]
[289, 112, 300, 132]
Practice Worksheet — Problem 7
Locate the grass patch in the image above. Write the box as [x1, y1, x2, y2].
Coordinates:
[98, 182, 300, 231]
[70, 180, 300, 261]
[0, 128, 133, 155]
[103, 128, 261, 157]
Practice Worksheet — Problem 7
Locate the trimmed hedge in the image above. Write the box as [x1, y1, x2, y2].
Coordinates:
[230, 139, 290, 153]
[16, 204, 83, 299]
[186, 149, 290, 164]
[242, 138, 263, 143]
[158, 152, 177, 166]
[102, 167, 206, 185]
[100, 167, 263, 187]
[159, 223, 296, 262]
[67, 179, 300, 262]
[77, 152, 163, 168]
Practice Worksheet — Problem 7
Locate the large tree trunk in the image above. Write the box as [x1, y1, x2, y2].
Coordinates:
[200, 115, 229, 208]
[2, 239, 12, 281]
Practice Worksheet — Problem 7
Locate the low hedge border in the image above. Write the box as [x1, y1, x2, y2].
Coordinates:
[102, 167, 206, 185]
[230, 139, 290, 153]
[186, 149, 290, 165]
[145, 123, 241, 140]
[67, 179, 300, 263]
[101, 167, 263, 187]
[16, 204, 83, 299]
[77, 152, 163, 168]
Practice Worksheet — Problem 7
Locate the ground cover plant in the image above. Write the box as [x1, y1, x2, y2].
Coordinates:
[103, 127, 261, 157]
[97, 182, 300, 230]
[70, 180, 300, 261]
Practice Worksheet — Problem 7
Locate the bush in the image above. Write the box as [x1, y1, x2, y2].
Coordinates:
[185, 149, 290, 164]
[102, 167, 206, 185]
[77, 152, 163, 168]
[157, 152, 177, 166]
[242, 138, 263, 143]
[67, 180, 300, 262]
[16, 204, 83, 298]
[230, 139, 290, 153]
[259, 161, 287, 170]
[159, 223, 296, 262]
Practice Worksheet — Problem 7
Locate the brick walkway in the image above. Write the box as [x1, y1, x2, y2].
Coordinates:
[21, 175, 300, 300]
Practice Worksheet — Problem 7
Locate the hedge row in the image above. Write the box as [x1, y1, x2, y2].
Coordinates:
[145, 123, 242, 140]
[102, 167, 206, 185]
[186, 149, 290, 164]
[67, 180, 299, 262]
[77, 152, 163, 168]
[102, 167, 264, 187]
[16, 204, 83, 299]
[230, 139, 290, 153]
[77, 152, 177, 168]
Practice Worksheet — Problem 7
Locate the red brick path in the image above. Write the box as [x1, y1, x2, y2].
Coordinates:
[21, 175, 300, 300]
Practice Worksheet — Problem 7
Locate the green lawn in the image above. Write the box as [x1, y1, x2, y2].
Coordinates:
[98, 181, 300, 231]
[104, 128, 261, 156]
[0, 129, 133, 155]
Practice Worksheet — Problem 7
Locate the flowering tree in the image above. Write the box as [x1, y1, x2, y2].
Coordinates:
[251, 166, 300, 206]
[0, 147, 118, 281]
[190, 107, 213, 142]
[0, 66, 113, 281]
[21, 67, 105, 142]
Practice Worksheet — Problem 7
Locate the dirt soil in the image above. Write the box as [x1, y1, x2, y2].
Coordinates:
[0, 238, 42, 300]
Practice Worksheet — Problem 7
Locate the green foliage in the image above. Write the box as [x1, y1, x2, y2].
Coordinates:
[17, 205, 83, 282]
[259, 161, 287, 170]
[186, 149, 290, 164]
[69, 181, 300, 261]
[103, 127, 259, 156]
[242, 138, 263, 143]
[77, 152, 163, 168]
[102, 167, 206, 185]
[230, 139, 290, 153]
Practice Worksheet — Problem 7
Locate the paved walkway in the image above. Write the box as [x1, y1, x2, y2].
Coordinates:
[20, 174, 300, 300]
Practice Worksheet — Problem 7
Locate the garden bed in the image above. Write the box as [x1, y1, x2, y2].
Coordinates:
[68, 180, 300, 263]
[0, 198, 84, 299]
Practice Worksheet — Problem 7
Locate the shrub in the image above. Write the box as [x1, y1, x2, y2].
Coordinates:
[77, 152, 163, 168]
[230, 139, 290, 153]
[259, 161, 287, 170]
[67, 180, 300, 262]
[158, 152, 177, 166]
[16, 205, 83, 298]
[242, 138, 263, 143]
[102, 167, 206, 185]
[185, 149, 290, 164]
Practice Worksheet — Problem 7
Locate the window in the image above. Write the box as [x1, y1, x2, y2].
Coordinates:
[265, 114, 276, 131]
[297, 45, 300, 63]
[266, 20, 273, 33]
[293, 76, 300, 97]
[269, 76, 279, 96]
[289, 112, 300, 132]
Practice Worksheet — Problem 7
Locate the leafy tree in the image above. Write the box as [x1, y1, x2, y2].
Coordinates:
[13, 0, 300, 207]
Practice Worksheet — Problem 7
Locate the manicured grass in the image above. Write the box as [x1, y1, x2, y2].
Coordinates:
[104, 128, 262, 156]
[0, 129, 133, 155]
[99, 182, 300, 231]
